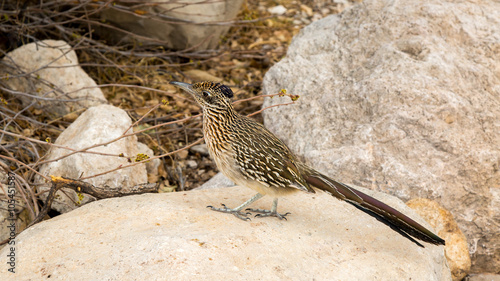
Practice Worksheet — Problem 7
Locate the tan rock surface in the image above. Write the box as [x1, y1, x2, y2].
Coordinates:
[0, 187, 450, 280]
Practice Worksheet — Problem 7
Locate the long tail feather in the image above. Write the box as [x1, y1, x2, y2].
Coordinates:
[299, 164, 445, 245]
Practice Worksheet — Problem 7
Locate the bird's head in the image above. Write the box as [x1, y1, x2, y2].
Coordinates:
[170, 81, 234, 110]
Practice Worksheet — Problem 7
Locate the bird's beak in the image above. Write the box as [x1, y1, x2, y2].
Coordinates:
[170, 81, 195, 96]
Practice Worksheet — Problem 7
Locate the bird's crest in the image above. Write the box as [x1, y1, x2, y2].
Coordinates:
[194, 82, 234, 99]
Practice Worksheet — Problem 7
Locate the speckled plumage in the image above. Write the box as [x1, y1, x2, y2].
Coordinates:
[185, 82, 313, 196]
[171, 81, 445, 246]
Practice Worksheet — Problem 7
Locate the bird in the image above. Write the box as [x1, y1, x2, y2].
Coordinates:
[170, 80, 445, 246]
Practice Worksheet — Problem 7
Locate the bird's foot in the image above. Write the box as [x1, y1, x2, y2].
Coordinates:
[246, 208, 291, 220]
[207, 204, 252, 221]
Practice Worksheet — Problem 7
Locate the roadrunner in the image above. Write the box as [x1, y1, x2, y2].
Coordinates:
[171, 81, 445, 246]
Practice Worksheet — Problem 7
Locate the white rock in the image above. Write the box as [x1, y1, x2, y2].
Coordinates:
[36, 104, 148, 213]
[268, 5, 287, 15]
[185, 160, 198, 169]
[321, 8, 331, 15]
[1, 40, 107, 117]
[262, 0, 500, 272]
[189, 144, 209, 155]
[194, 172, 234, 190]
[0, 187, 450, 280]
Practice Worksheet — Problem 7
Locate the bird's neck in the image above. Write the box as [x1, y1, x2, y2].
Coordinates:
[202, 106, 237, 155]
[202, 106, 237, 127]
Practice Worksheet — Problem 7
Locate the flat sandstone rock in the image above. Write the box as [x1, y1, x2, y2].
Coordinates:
[0, 187, 450, 280]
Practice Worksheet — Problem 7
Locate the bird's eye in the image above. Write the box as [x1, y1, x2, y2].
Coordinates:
[202, 91, 211, 98]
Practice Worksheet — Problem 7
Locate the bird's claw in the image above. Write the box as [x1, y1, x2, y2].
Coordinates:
[207, 204, 252, 221]
[246, 208, 291, 220]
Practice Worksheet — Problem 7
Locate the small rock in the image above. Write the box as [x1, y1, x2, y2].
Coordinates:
[189, 144, 209, 156]
[177, 149, 189, 159]
[312, 14, 323, 22]
[186, 160, 198, 169]
[300, 4, 313, 17]
[268, 5, 287, 15]
[194, 172, 234, 190]
[407, 198, 471, 281]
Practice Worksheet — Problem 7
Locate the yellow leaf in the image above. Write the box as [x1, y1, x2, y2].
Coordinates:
[134, 10, 147, 15]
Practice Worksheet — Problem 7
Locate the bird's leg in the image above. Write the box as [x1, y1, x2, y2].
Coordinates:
[207, 193, 264, 221]
[246, 198, 291, 220]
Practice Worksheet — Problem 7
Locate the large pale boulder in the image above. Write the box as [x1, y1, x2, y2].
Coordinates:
[0, 40, 107, 117]
[0, 187, 450, 280]
[262, 0, 499, 273]
[37, 104, 149, 213]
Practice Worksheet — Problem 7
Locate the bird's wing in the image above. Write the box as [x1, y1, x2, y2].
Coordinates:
[231, 117, 314, 193]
